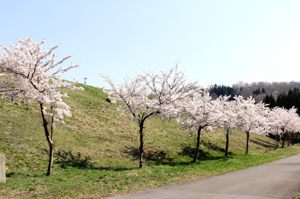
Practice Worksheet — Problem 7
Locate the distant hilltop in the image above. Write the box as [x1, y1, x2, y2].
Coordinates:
[209, 81, 300, 115]
[209, 81, 300, 101]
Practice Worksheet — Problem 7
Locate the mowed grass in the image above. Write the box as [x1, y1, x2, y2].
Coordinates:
[0, 84, 300, 198]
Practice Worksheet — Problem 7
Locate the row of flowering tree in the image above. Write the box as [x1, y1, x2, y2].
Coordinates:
[105, 71, 300, 166]
[1, 38, 300, 174]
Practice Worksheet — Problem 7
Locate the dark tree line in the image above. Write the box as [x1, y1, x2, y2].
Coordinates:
[252, 88, 266, 96]
[209, 84, 237, 99]
[210, 82, 300, 108]
[232, 81, 300, 102]
[263, 88, 300, 115]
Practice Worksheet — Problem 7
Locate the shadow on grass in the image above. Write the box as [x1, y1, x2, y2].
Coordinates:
[179, 144, 231, 161]
[56, 150, 95, 169]
[202, 141, 231, 154]
[122, 146, 175, 165]
[55, 150, 135, 171]
[123, 144, 232, 167]
[251, 138, 277, 149]
[6, 171, 44, 178]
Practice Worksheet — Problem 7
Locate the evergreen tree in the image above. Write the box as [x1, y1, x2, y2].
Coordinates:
[263, 94, 276, 108]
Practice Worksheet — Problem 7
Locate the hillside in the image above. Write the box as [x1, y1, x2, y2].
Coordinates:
[0, 84, 300, 198]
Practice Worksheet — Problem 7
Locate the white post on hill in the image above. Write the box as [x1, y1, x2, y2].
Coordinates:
[0, 154, 6, 183]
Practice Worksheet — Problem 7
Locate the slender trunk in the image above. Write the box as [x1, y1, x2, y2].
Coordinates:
[245, 131, 250, 155]
[139, 120, 145, 168]
[287, 132, 290, 147]
[39, 103, 54, 176]
[291, 133, 295, 145]
[225, 128, 230, 157]
[276, 127, 280, 149]
[50, 106, 55, 141]
[281, 133, 285, 148]
[47, 142, 54, 176]
[276, 134, 279, 148]
[193, 126, 202, 163]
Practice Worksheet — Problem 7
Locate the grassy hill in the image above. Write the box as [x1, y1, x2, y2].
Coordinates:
[0, 84, 300, 198]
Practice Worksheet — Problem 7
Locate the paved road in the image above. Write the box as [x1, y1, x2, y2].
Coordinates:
[109, 153, 300, 199]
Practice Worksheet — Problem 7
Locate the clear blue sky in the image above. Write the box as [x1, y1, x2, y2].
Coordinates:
[1, 1, 300, 87]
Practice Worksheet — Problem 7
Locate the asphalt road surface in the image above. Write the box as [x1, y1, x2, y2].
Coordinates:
[109, 153, 300, 199]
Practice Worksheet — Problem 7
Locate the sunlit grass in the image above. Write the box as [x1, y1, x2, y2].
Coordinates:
[0, 84, 299, 198]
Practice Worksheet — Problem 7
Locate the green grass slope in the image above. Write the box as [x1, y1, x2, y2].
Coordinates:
[0, 84, 299, 198]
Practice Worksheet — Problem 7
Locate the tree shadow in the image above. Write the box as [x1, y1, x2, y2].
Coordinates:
[250, 138, 277, 149]
[6, 171, 44, 178]
[122, 143, 233, 167]
[56, 150, 96, 169]
[178, 145, 231, 161]
[55, 150, 135, 171]
[201, 141, 228, 153]
[122, 146, 174, 165]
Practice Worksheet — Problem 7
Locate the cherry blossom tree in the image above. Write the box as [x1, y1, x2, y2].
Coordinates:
[174, 90, 221, 162]
[268, 107, 283, 147]
[215, 96, 238, 157]
[268, 107, 298, 148]
[281, 107, 299, 147]
[287, 116, 300, 145]
[103, 67, 198, 168]
[0, 38, 79, 175]
[235, 97, 270, 154]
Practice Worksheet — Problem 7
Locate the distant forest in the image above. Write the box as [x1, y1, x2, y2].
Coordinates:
[209, 82, 300, 114]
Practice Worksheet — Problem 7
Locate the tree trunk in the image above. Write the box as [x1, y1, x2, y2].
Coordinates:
[139, 120, 145, 168]
[287, 132, 290, 147]
[39, 103, 54, 176]
[50, 106, 55, 140]
[291, 133, 295, 145]
[225, 128, 230, 157]
[281, 133, 285, 148]
[276, 134, 279, 148]
[47, 142, 54, 176]
[193, 126, 202, 163]
[245, 131, 250, 155]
